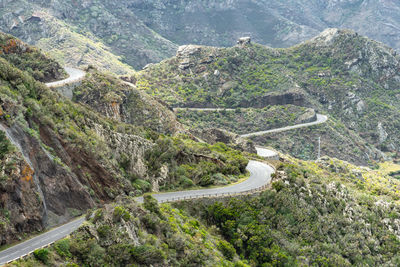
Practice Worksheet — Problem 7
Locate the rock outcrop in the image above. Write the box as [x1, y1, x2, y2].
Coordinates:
[192, 128, 256, 154]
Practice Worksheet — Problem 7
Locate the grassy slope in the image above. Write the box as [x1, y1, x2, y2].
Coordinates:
[0, 32, 66, 82]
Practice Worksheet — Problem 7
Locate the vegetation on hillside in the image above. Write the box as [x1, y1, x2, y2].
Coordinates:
[73, 69, 183, 135]
[0, 32, 66, 82]
[15, 154, 400, 266]
[135, 30, 400, 165]
[14, 196, 248, 266]
[145, 136, 249, 191]
[177, 156, 400, 266]
[0, 34, 250, 245]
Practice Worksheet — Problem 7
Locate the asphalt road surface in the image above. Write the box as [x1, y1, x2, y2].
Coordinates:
[240, 114, 328, 137]
[136, 160, 274, 203]
[45, 67, 86, 88]
[0, 218, 85, 265]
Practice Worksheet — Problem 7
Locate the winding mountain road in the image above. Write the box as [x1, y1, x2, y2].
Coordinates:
[0, 218, 85, 265]
[45, 67, 86, 88]
[136, 160, 274, 203]
[0, 68, 328, 266]
[241, 114, 328, 137]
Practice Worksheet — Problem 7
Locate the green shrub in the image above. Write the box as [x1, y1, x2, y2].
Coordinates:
[272, 180, 285, 192]
[130, 244, 166, 264]
[217, 240, 236, 260]
[113, 206, 131, 222]
[33, 248, 49, 264]
[143, 195, 162, 217]
[97, 225, 111, 238]
[55, 239, 71, 258]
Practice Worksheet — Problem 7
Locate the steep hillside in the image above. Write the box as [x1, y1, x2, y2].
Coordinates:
[0, 0, 176, 70]
[176, 105, 315, 135]
[0, 35, 248, 246]
[73, 69, 184, 135]
[0, 32, 66, 82]
[14, 196, 248, 266]
[177, 156, 400, 266]
[135, 29, 400, 165]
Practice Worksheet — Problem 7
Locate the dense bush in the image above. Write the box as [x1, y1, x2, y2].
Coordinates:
[200, 161, 400, 266]
[145, 135, 249, 190]
[22, 198, 244, 266]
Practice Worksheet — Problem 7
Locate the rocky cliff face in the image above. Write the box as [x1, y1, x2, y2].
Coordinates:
[0, 131, 44, 245]
[73, 70, 185, 135]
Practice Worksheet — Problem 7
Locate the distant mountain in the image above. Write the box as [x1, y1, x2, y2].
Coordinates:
[1, 0, 400, 71]
[114, 0, 400, 51]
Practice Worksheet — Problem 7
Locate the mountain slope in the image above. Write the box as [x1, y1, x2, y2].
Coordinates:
[0, 0, 176, 71]
[2, 1, 400, 72]
[134, 29, 400, 165]
[115, 0, 400, 51]
[178, 156, 400, 266]
[15, 154, 400, 266]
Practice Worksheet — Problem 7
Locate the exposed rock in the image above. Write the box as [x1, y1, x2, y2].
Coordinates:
[176, 45, 202, 58]
[377, 122, 388, 144]
[176, 45, 203, 71]
[152, 164, 168, 192]
[239, 90, 307, 108]
[93, 123, 153, 179]
[0, 121, 95, 244]
[192, 128, 256, 154]
[296, 108, 317, 124]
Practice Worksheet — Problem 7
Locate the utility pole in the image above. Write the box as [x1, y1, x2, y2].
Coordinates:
[317, 136, 321, 160]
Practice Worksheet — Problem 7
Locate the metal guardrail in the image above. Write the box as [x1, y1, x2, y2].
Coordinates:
[157, 183, 269, 204]
[5, 241, 56, 265]
[5, 183, 271, 264]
